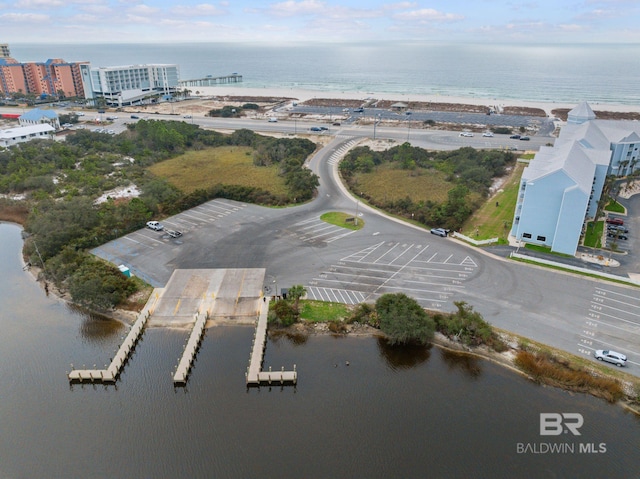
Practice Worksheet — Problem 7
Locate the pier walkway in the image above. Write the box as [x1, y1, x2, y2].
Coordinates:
[67, 295, 156, 383]
[246, 297, 297, 386]
[179, 74, 242, 88]
[173, 311, 207, 385]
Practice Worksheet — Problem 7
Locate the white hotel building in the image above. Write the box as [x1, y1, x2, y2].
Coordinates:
[80, 64, 180, 107]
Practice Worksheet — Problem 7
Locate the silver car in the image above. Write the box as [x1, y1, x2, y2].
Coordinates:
[594, 350, 627, 367]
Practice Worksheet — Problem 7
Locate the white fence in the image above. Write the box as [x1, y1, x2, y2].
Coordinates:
[451, 232, 500, 246]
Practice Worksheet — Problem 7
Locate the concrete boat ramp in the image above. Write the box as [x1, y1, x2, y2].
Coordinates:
[68, 268, 297, 387]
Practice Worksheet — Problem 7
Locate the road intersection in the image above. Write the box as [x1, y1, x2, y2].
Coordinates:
[93, 132, 640, 377]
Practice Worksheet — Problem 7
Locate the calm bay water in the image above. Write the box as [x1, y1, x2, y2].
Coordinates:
[10, 42, 640, 105]
[0, 221, 639, 478]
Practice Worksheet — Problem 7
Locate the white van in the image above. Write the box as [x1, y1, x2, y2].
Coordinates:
[268, 117, 278, 123]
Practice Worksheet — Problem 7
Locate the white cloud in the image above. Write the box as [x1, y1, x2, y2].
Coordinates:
[393, 8, 464, 23]
[268, 0, 325, 17]
[126, 4, 159, 15]
[12, 0, 64, 7]
[0, 12, 50, 22]
[169, 3, 226, 17]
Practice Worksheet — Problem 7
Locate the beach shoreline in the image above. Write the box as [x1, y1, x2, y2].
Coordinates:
[184, 85, 640, 117]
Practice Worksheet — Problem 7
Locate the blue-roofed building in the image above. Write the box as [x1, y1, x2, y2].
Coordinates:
[19, 108, 60, 130]
[511, 102, 640, 256]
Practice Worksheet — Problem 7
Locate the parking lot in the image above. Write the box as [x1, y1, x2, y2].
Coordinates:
[92, 199, 247, 286]
[578, 284, 640, 368]
[306, 240, 478, 311]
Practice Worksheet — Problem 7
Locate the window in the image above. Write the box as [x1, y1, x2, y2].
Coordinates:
[537, 235, 546, 242]
[522, 233, 532, 239]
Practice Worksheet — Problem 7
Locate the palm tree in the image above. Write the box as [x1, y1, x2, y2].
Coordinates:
[287, 284, 307, 311]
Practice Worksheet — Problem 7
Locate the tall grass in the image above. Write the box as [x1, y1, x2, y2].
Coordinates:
[354, 164, 452, 203]
[149, 146, 288, 196]
[515, 350, 624, 402]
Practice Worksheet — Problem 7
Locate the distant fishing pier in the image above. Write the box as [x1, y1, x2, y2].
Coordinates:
[67, 268, 297, 387]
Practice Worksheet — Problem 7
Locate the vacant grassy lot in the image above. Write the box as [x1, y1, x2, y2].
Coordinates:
[354, 164, 452, 203]
[148, 146, 288, 195]
[461, 162, 525, 241]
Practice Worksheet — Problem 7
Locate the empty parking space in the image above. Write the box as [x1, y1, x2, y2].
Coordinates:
[91, 199, 247, 284]
[577, 285, 640, 368]
[306, 241, 478, 310]
[286, 216, 357, 244]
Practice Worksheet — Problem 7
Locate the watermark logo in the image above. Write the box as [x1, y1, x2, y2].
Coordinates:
[540, 413, 583, 436]
[516, 413, 606, 455]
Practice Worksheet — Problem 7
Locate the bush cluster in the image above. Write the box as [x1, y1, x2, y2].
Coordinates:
[340, 144, 514, 230]
[433, 301, 506, 350]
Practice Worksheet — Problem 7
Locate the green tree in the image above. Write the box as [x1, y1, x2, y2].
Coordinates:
[375, 293, 435, 345]
[287, 284, 306, 311]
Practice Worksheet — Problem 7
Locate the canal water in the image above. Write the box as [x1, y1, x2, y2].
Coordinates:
[0, 223, 638, 478]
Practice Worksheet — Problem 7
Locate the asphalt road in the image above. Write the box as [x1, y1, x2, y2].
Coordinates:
[3, 105, 634, 375]
[92, 131, 640, 377]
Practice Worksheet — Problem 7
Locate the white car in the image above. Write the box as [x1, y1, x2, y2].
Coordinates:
[594, 350, 627, 367]
[482, 131, 494, 137]
[183, 115, 192, 119]
[459, 132, 473, 137]
[146, 221, 164, 231]
[430, 228, 448, 237]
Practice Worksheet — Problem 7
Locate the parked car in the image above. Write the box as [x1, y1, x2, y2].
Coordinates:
[607, 232, 628, 240]
[167, 229, 182, 238]
[459, 132, 473, 137]
[482, 131, 494, 137]
[510, 134, 521, 139]
[146, 221, 164, 231]
[594, 349, 627, 367]
[606, 217, 624, 225]
[430, 228, 448, 237]
[607, 225, 629, 233]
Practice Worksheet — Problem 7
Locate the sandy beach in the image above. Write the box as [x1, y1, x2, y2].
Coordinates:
[183, 85, 640, 117]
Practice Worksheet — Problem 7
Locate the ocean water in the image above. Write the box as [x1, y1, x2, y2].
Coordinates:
[10, 42, 640, 105]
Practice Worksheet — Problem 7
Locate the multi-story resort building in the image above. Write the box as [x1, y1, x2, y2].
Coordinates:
[79, 63, 180, 107]
[0, 44, 87, 99]
[511, 102, 640, 256]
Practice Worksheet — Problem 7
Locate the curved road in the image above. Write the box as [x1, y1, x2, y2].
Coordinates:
[89, 120, 640, 377]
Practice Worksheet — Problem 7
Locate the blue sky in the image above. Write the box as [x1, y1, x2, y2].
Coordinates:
[1, 0, 639, 44]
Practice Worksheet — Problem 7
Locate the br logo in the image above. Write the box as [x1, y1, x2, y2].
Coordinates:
[540, 413, 584, 436]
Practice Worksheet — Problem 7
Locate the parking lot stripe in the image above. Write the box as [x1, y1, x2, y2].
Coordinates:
[590, 300, 640, 319]
[128, 232, 164, 245]
[293, 217, 320, 226]
[388, 244, 416, 265]
[583, 311, 640, 331]
[326, 230, 357, 243]
[191, 207, 220, 220]
[180, 212, 207, 222]
[373, 243, 400, 263]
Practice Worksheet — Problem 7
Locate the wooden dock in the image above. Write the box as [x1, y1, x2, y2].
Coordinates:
[172, 312, 207, 385]
[246, 297, 297, 386]
[68, 308, 150, 383]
